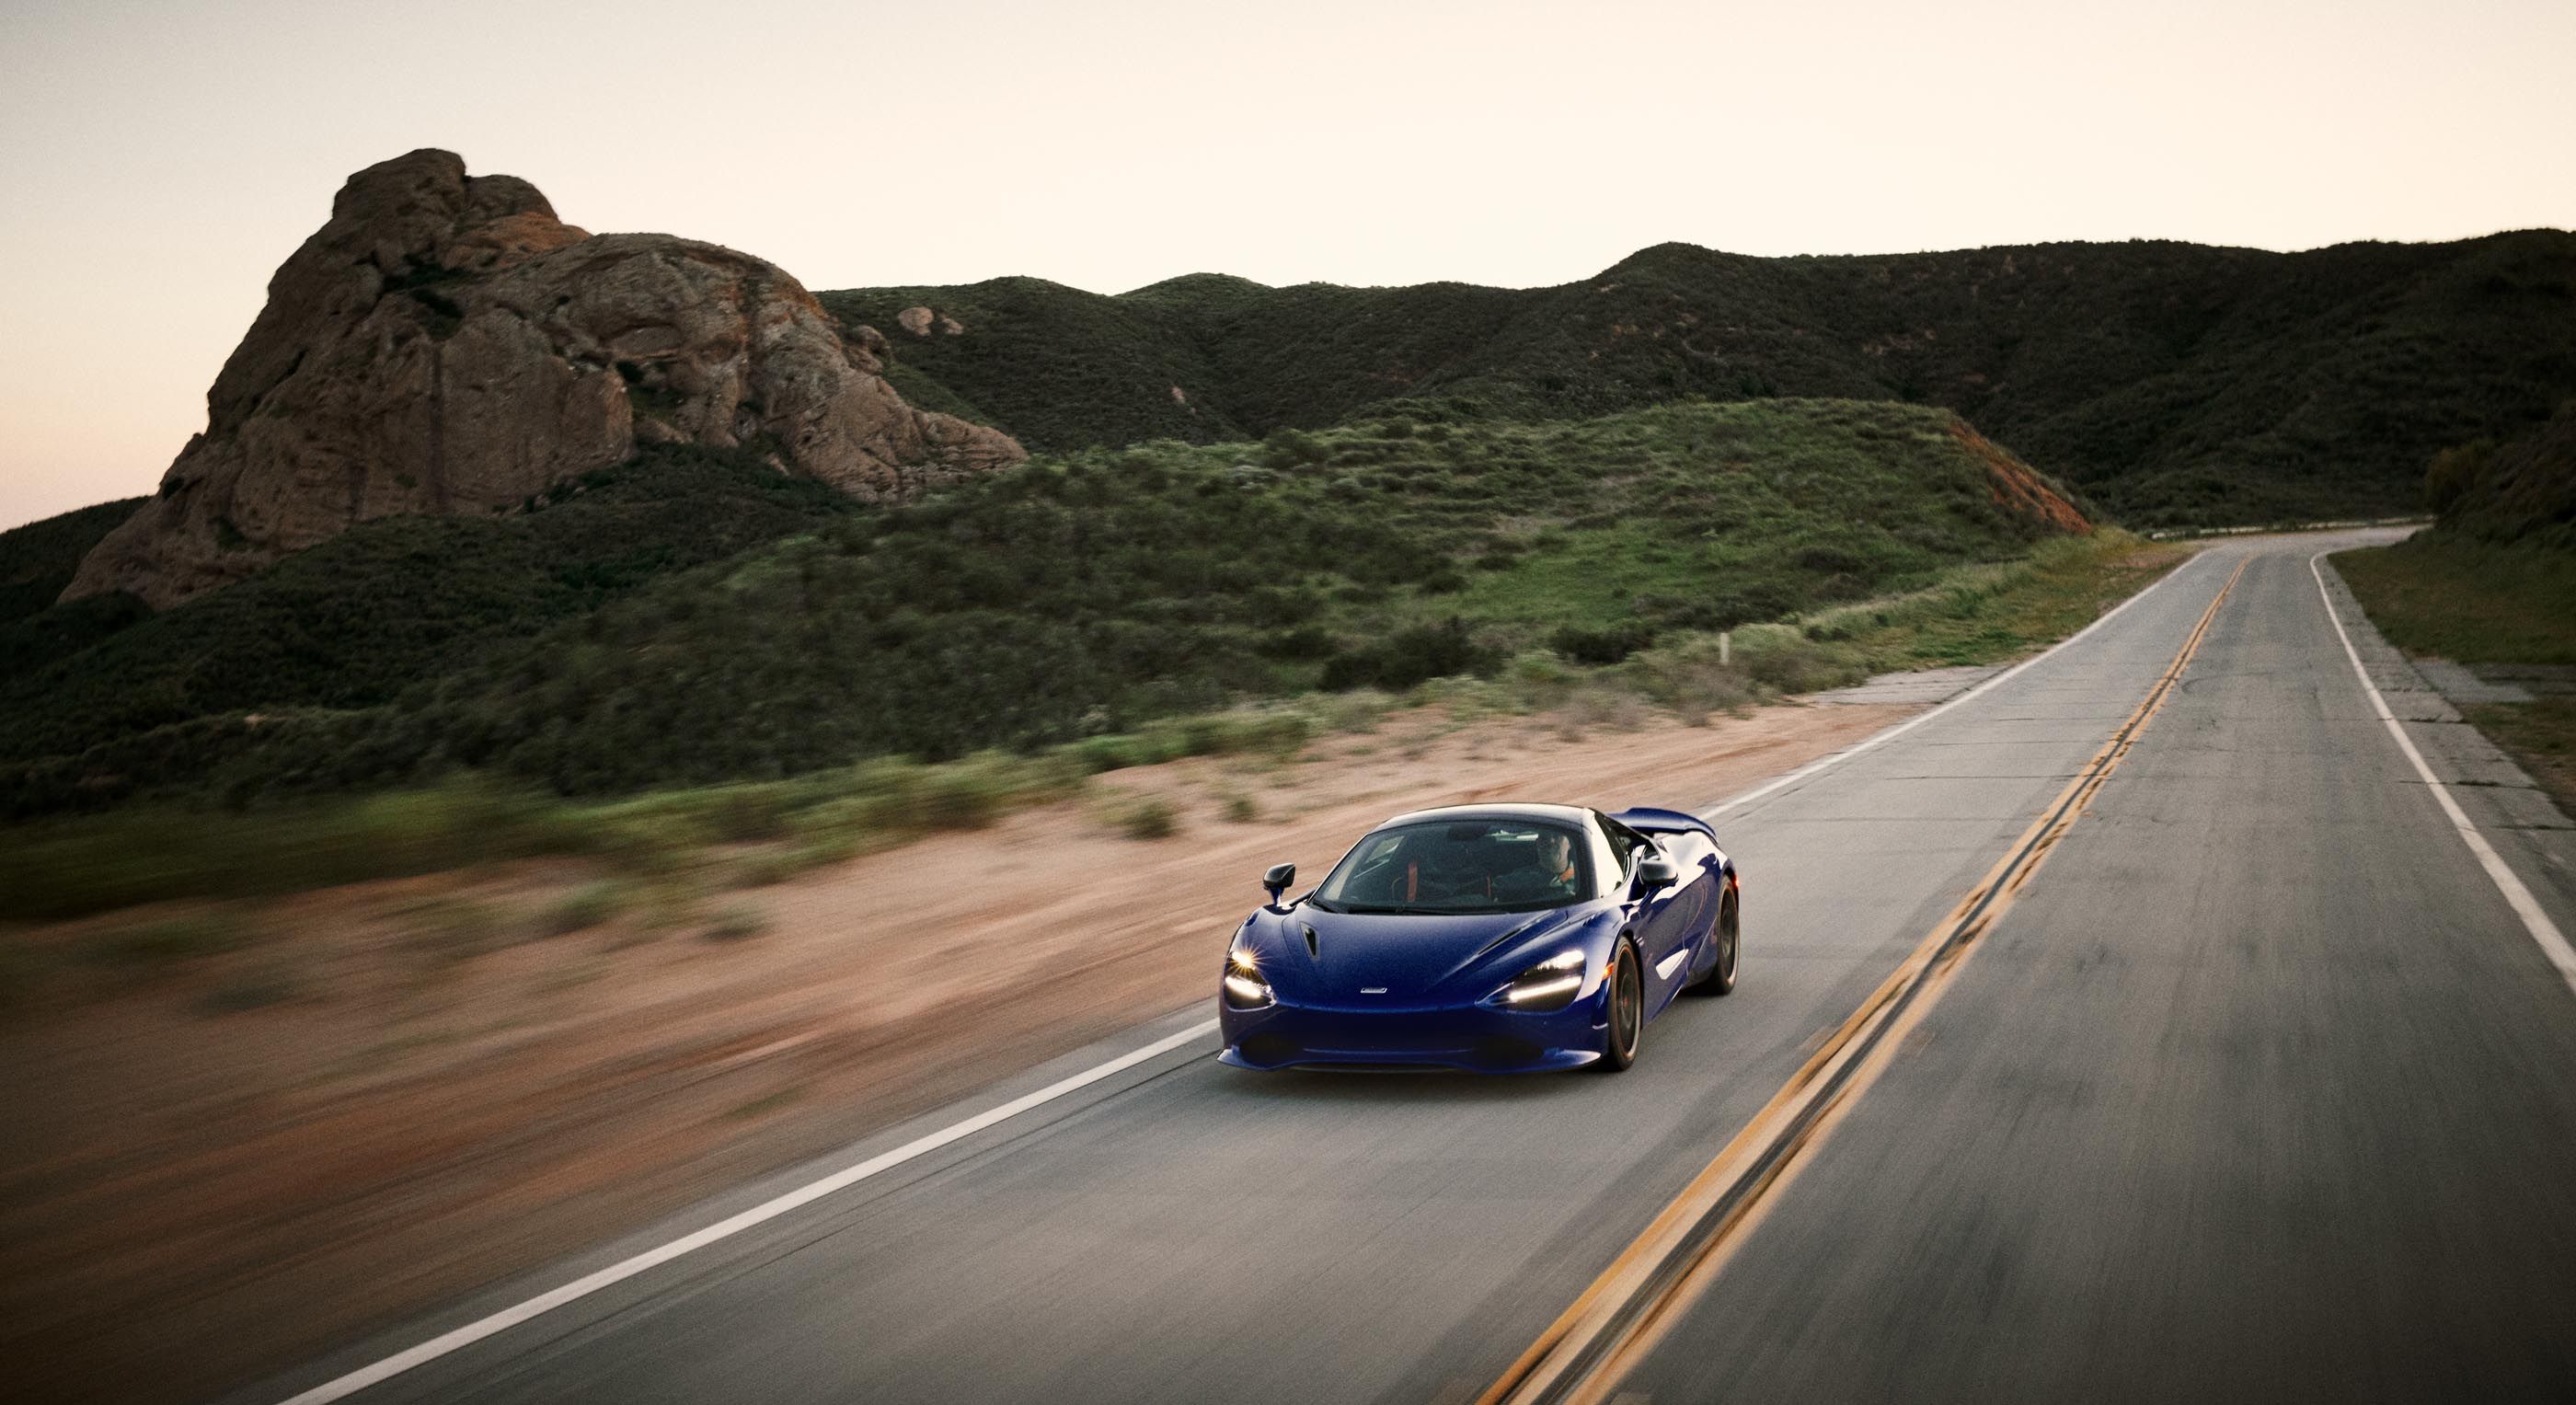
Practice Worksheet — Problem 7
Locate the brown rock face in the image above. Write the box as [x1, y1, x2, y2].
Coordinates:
[64, 150, 1024, 608]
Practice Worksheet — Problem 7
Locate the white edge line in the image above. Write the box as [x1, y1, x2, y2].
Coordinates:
[1700, 546, 2214, 822]
[2307, 551, 2576, 992]
[277, 1017, 1221, 1404]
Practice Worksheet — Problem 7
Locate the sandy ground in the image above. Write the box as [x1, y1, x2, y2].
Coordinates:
[0, 698, 1914, 1404]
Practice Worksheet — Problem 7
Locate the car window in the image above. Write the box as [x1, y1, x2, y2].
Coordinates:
[1311, 820, 1595, 915]
[1593, 812, 1651, 876]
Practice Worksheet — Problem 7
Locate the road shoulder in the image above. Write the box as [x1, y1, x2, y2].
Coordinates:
[2317, 555, 2576, 934]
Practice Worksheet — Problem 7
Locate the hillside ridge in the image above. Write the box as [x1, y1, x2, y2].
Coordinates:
[0, 399, 2083, 812]
[821, 228, 2576, 526]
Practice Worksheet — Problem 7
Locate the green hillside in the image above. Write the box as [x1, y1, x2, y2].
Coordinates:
[0, 447, 861, 794]
[0, 496, 143, 622]
[0, 496, 151, 677]
[2336, 405, 2576, 812]
[2422, 399, 2576, 550]
[820, 230, 2576, 527]
[819, 277, 1249, 447]
[0, 400, 2081, 813]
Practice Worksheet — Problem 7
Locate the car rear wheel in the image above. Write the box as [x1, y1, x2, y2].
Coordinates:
[1594, 939, 1643, 1073]
[1686, 890, 1740, 997]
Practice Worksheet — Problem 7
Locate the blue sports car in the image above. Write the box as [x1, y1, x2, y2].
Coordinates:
[1218, 802, 1740, 1073]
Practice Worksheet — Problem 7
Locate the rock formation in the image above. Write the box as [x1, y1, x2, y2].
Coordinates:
[64, 149, 1025, 608]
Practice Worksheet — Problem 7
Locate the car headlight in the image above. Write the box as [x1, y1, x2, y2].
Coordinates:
[1499, 949, 1586, 1012]
[1222, 942, 1274, 1009]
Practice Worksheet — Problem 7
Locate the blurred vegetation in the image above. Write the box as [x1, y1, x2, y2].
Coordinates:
[704, 904, 770, 942]
[0, 444, 858, 781]
[2336, 405, 2576, 814]
[86, 908, 253, 973]
[821, 232, 2576, 529]
[543, 880, 630, 936]
[0, 528, 2174, 922]
[2336, 532, 2576, 818]
[2419, 400, 2576, 551]
[2337, 405, 2576, 665]
[2334, 536, 2576, 667]
[0, 399, 2079, 817]
[1111, 795, 1179, 841]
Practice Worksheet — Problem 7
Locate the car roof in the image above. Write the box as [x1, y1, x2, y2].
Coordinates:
[1376, 801, 1595, 830]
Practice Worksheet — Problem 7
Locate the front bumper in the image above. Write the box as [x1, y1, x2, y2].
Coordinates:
[1217, 988, 1606, 1073]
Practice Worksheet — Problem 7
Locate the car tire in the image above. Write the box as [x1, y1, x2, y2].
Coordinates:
[1686, 889, 1739, 997]
[1594, 939, 1644, 1073]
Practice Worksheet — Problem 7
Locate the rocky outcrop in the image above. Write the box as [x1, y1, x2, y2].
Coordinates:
[65, 150, 1025, 608]
[1946, 420, 2090, 536]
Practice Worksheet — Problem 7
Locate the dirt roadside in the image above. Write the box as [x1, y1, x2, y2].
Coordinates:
[0, 698, 1916, 1404]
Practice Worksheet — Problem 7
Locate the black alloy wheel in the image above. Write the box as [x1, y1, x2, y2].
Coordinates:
[1688, 891, 1740, 997]
[1597, 939, 1643, 1073]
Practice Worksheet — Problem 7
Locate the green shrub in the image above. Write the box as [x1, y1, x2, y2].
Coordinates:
[1261, 427, 1328, 466]
[400, 898, 507, 966]
[705, 904, 770, 941]
[200, 961, 303, 1014]
[1553, 687, 1649, 736]
[1174, 708, 1313, 758]
[1320, 619, 1501, 691]
[636, 877, 705, 934]
[1066, 733, 1160, 774]
[1550, 621, 1658, 665]
[2425, 440, 2495, 519]
[1116, 797, 1179, 840]
[1257, 625, 1339, 660]
[784, 833, 862, 873]
[1730, 624, 1869, 695]
[1312, 689, 1397, 733]
[89, 909, 251, 969]
[1617, 637, 1756, 721]
[544, 881, 629, 934]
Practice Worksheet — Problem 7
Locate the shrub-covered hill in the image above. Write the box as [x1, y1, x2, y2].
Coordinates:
[0, 447, 861, 787]
[0, 399, 2080, 812]
[2424, 400, 2576, 550]
[821, 229, 2576, 528]
[0, 497, 144, 624]
[0, 496, 152, 678]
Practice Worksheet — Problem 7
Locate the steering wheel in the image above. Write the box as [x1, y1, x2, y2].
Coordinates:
[1413, 858, 1489, 902]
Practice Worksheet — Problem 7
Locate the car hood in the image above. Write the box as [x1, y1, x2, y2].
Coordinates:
[1243, 901, 1610, 1008]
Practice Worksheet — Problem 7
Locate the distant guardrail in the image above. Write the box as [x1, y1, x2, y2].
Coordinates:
[2146, 515, 2432, 541]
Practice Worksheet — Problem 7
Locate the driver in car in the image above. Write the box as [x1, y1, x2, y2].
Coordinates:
[1491, 829, 1581, 904]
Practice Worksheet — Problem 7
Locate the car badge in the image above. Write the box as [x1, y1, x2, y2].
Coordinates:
[1361, 986, 1387, 995]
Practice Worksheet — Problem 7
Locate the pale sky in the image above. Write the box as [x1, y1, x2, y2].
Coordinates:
[3, 0, 2570, 531]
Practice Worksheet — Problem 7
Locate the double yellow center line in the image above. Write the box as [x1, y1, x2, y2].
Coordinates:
[1478, 557, 2249, 1405]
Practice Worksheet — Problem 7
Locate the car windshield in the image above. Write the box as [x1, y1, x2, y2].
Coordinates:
[1309, 819, 1593, 916]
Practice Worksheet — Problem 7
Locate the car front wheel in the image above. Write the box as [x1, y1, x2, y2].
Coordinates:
[1594, 939, 1643, 1073]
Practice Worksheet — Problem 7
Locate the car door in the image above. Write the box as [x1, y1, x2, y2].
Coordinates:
[1596, 813, 1695, 1004]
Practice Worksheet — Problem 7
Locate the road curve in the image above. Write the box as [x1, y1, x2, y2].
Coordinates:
[244, 529, 2576, 1405]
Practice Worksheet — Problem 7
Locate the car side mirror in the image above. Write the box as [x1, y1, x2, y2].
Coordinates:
[1262, 862, 1296, 904]
[1637, 854, 1680, 889]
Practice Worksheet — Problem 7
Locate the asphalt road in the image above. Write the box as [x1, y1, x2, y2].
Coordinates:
[253, 529, 2576, 1405]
